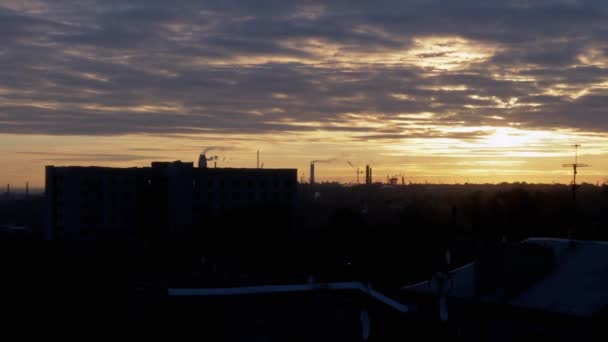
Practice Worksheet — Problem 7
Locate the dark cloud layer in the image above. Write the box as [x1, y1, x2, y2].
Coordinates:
[16, 151, 165, 162]
[0, 0, 607, 139]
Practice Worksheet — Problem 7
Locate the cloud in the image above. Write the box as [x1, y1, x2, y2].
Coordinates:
[16, 151, 164, 162]
[0, 0, 607, 141]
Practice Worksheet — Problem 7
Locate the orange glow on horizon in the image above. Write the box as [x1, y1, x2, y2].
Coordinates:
[2, 125, 607, 189]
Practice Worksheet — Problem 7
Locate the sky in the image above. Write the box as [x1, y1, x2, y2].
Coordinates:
[1, 0, 608, 187]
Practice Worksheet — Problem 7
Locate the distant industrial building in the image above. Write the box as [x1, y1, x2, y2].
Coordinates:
[45, 158, 297, 240]
[365, 165, 373, 185]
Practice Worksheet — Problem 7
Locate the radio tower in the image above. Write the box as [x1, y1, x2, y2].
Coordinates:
[562, 144, 590, 241]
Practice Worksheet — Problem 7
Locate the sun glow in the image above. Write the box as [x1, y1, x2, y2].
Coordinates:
[405, 37, 500, 70]
[483, 128, 540, 148]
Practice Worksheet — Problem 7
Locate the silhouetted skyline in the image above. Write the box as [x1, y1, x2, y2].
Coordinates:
[1, 1, 608, 186]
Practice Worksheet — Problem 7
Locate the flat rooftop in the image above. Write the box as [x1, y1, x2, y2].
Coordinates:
[403, 238, 608, 317]
[47, 162, 296, 172]
[510, 238, 608, 316]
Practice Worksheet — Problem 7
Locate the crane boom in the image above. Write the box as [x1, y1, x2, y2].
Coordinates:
[347, 161, 363, 184]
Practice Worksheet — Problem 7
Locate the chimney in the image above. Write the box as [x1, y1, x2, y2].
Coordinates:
[365, 165, 370, 185]
[198, 154, 208, 168]
[26, 182, 29, 198]
[310, 162, 315, 188]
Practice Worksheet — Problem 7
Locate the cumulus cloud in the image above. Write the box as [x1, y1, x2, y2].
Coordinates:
[0, 0, 607, 140]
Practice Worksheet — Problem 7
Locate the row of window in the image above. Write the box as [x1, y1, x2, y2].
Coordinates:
[81, 214, 132, 226]
[80, 190, 134, 201]
[197, 179, 294, 189]
[78, 176, 138, 185]
[199, 191, 293, 201]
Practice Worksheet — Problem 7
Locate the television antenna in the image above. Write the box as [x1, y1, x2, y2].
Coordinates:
[562, 144, 590, 241]
[562, 144, 590, 202]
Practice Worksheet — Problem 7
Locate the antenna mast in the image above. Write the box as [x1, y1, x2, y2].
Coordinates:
[562, 144, 590, 240]
[563, 144, 590, 202]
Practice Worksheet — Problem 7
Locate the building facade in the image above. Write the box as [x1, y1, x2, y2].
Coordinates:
[45, 161, 297, 240]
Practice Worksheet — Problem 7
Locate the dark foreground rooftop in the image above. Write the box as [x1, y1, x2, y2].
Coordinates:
[404, 238, 608, 317]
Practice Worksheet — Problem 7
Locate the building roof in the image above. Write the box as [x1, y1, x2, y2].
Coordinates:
[401, 262, 476, 299]
[510, 238, 608, 317]
[47, 163, 296, 173]
[402, 238, 608, 317]
[169, 282, 410, 313]
[196, 167, 297, 173]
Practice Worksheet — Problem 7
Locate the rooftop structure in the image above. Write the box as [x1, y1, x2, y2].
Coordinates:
[402, 238, 608, 340]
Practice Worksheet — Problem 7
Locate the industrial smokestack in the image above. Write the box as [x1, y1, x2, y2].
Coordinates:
[365, 165, 370, 185]
[26, 182, 29, 198]
[198, 154, 208, 168]
[310, 162, 315, 187]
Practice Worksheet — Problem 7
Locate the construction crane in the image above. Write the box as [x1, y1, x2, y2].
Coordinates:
[562, 144, 590, 202]
[256, 150, 266, 169]
[347, 161, 364, 184]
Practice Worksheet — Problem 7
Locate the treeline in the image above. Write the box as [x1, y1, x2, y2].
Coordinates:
[297, 183, 608, 242]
